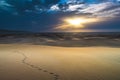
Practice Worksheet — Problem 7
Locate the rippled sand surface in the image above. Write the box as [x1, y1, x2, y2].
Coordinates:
[0, 44, 120, 80]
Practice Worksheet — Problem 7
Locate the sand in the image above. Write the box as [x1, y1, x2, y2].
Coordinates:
[0, 44, 120, 80]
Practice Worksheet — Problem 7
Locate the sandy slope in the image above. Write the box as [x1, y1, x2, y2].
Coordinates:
[0, 44, 120, 80]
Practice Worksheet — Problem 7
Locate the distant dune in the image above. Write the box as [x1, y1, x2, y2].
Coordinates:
[0, 44, 120, 80]
[0, 32, 120, 47]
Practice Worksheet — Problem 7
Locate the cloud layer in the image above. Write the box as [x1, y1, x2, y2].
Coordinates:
[0, 0, 120, 32]
[0, 0, 119, 14]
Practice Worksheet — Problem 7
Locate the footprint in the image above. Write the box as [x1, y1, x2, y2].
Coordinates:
[15, 51, 61, 80]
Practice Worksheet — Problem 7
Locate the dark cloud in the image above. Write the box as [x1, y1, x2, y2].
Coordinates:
[0, 0, 119, 13]
[0, 0, 120, 32]
[4, 0, 60, 12]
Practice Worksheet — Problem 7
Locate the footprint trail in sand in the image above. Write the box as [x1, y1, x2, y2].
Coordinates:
[15, 51, 61, 80]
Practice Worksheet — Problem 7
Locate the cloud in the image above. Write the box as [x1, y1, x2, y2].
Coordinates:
[0, 0, 13, 11]
[0, 0, 120, 17]
[77, 2, 120, 17]
[0, 0, 120, 32]
[48, 1, 120, 18]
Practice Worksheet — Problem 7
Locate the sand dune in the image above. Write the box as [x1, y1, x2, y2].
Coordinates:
[0, 32, 120, 47]
[0, 44, 120, 80]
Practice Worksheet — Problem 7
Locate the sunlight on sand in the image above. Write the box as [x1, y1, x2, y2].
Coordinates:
[0, 44, 120, 80]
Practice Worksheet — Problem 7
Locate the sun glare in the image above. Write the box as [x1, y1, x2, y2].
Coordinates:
[55, 17, 100, 30]
[64, 17, 98, 28]
[65, 18, 83, 26]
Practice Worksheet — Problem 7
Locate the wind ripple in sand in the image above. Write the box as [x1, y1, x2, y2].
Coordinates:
[15, 51, 61, 80]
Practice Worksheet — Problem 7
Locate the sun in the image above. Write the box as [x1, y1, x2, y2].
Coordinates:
[64, 17, 98, 28]
[63, 18, 84, 28]
[55, 17, 100, 30]
[65, 18, 83, 26]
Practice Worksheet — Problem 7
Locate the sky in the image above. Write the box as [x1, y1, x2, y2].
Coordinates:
[0, 0, 120, 32]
